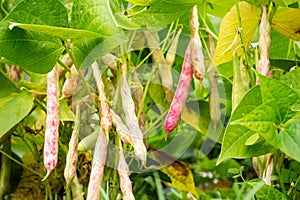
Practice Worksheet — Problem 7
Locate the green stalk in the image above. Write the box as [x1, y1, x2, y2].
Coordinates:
[154, 171, 165, 200]
[235, 2, 249, 68]
[0, 136, 11, 199]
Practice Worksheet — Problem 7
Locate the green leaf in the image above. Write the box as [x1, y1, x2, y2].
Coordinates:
[0, 91, 34, 142]
[0, 71, 19, 98]
[70, 0, 126, 67]
[278, 120, 300, 162]
[254, 182, 286, 200]
[0, 0, 68, 73]
[233, 100, 278, 146]
[213, 1, 260, 66]
[108, 0, 139, 29]
[128, 0, 198, 27]
[245, 133, 261, 146]
[205, 0, 236, 18]
[271, 8, 300, 41]
[281, 68, 300, 94]
[217, 86, 274, 164]
[258, 74, 300, 124]
[9, 23, 104, 40]
[60, 100, 75, 121]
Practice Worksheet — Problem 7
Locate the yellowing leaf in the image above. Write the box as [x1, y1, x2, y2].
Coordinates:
[161, 160, 198, 198]
[271, 8, 300, 41]
[212, 1, 260, 66]
[125, 0, 153, 6]
[152, 150, 198, 198]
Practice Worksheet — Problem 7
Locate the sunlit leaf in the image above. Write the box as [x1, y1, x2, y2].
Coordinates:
[212, 1, 259, 66]
[271, 8, 300, 41]
[0, 91, 34, 143]
[278, 120, 300, 162]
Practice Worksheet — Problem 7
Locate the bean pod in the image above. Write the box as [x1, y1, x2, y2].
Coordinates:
[86, 127, 108, 200]
[190, 5, 206, 82]
[121, 73, 147, 166]
[92, 62, 112, 134]
[61, 65, 81, 99]
[42, 65, 60, 181]
[257, 5, 271, 81]
[164, 43, 193, 138]
[64, 105, 80, 187]
[118, 142, 135, 200]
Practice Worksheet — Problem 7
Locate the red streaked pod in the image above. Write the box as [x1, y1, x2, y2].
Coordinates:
[257, 5, 271, 82]
[61, 65, 81, 99]
[190, 5, 206, 82]
[164, 44, 193, 138]
[64, 104, 80, 187]
[86, 128, 108, 200]
[118, 142, 135, 200]
[120, 73, 147, 166]
[92, 62, 112, 134]
[42, 65, 60, 181]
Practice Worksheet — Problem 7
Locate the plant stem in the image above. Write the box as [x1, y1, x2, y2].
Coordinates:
[0, 136, 11, 199]
[154, 171, 165, 200]
[235, 3, 249, 67]
[0, 148, 43, 178]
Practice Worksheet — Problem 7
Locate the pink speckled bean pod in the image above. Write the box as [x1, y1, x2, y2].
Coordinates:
[64, 105, 80, 187]
[121, 72, 147, 166]
[257, 5, 271, 82]
[92, 62, 112, 134]
[164, 43, 193, 139]
[42, 66, 60, 181]
[118, 142, 135, 200]
[61, 65, 81, 99]
[86, 127, 108, 200]
[190, 5, 206, 82]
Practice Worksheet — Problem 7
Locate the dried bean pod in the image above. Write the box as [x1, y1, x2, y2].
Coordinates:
[64, 105, 80, 187]
[166, 28, 182, 68]
[144, 31, 173, 92]
[257, 5, 270, 82]
[133, 72, 146, 127]
[5, 64, 21, 83]
[42, 66, 60, 181]
[118, 142, 135, 200]
[164, 44, 193, 138]
[86, 128, 108, 200]
[121, 73, 147, 166]
[92, 62, 112, 134]
[190, 5, 206, 81]
[102, 53, 117, 70]
[61, 65, 81, 99]
[207, 35, 221, 128]
[111, 110, 132, 145]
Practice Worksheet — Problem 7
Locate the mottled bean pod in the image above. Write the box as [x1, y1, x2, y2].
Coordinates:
[86, 128, 108, 200]
[42, 65, 60, 181]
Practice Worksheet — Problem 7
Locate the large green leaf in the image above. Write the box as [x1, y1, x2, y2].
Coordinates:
[9, 23, 104, 40]
[0, 71, 19, 99]
[128, 0, 198, 27]
[212, 1, 260, 66]
[278, 120, 300, 162]
[0, 0, 68, 73]
[70, 0, 126, 67]
[0, 91, 34, 143]
[281, 68, 300, 94]
[217, 86, 274, 164]
[205, 0, 236, 18]
[258, 74, 300, 124]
